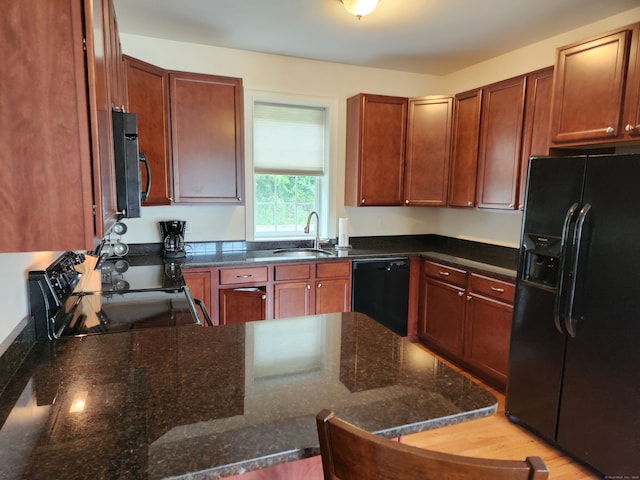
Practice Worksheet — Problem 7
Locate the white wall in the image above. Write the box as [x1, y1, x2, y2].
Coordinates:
[2, 7, 640, 348]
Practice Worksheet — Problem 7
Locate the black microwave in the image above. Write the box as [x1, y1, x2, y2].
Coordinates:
[112, 110, 150, 218]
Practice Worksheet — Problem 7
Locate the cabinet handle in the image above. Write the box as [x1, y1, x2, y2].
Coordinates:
[361, 199, 366, 204]
[466, 295, 472, 300]
[405, 199, 409, 205]
[261, 294, 266, 300]
[237, 197, 242, 202]
[458, 291, 464, 297]
[626, 124, 635, 133]
[438, 271, 450, 276]
[318, 283, 322, 288]
[237, 274, 253, 278]
[490, 286, 505, 293]
[467, 201, 473, 206]
[605, 126, 615, 134]
[306, 284, 311, 289]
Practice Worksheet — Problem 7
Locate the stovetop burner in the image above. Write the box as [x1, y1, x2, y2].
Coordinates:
[29, 252, 210, 340]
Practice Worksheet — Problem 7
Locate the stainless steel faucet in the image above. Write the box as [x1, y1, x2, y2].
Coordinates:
[304, 211, 320, 250]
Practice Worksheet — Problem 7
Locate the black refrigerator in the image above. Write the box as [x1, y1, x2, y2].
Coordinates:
[506, 154, 640, 478]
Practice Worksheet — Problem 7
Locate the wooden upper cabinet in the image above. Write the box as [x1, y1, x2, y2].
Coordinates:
[476, 76, 526, 210]
[125, 56, 172, 205]
[86, 0, 120, 239]
[518, 67, 554, 210]
[345, 94, 408, 206]
[106, 0, 126, 109]
[549, 23, 640, 145]
[404, 96, 453, 206]
[0, 0, 122, 252]
[448, 89, 482, 207]
[624, 24, 640, 138]
[169, 72, 244, 204]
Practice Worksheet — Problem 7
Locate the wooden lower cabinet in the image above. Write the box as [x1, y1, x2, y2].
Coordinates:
[315, 261, 351, 314]
[418, 260, 515, 390]
[274, 281, 311, 318]
[274, 261, 351, 319]
[225, 455, 323, 480]
[419, 277, 466, 358]
[193, 260, 352, 325]
[219, 288, 267, 325]
[464, 292, 513, 386]
[182, 267, 213, 320]
[315, 278, 350, 314]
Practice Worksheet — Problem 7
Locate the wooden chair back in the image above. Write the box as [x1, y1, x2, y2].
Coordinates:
[316, 409, 549, 480]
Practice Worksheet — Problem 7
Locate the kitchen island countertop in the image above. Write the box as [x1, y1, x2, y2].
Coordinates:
[0, 312, 497, 479]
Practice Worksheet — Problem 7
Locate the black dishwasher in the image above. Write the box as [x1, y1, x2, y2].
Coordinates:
[351, 258, 410, 336]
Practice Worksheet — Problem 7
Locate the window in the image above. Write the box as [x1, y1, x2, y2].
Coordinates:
[253, 101, 327, 238]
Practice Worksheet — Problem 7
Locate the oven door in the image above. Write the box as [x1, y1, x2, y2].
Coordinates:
[56, 288, 209, 337]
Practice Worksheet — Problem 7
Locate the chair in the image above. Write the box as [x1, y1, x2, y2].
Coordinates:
[316, 409, 549, 480]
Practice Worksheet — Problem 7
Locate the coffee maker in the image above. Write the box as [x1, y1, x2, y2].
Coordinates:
[159, 220, 186, 259]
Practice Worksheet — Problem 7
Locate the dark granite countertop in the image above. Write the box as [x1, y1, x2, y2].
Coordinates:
[0, 313, 497, 479]
[129, 235, 518, 280]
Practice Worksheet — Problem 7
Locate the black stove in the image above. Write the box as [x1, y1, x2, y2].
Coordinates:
[29, 252, 211, 340]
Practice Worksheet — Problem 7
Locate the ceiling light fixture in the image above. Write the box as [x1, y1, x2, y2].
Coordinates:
[341, 0, 379, 19]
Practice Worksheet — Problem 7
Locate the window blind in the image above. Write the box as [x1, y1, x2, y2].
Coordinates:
[253, 102, 326, 175]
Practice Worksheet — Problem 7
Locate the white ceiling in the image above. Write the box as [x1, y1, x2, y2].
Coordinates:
[112, 0, 639, 75]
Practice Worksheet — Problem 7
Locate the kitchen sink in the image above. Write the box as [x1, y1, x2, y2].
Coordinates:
[273, 248, 335, 257]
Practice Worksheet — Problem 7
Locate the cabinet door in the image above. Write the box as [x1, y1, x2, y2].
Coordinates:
[345, 94, 407, 206]
[623, 24, 640, 138]
[315, 278, 351, 314]
[170, 72, 244, 204]
[182, 267, 212, 316]
[404, 96, 453, 206]
[85, 0, 119, 238]
[464, 294, 513, 389]
[518, 67, 554, 210]
[448, 89, 482, 207]
[274, 281, 311, 319]
[476, 76, 526, 210]
[106, 0, 126, 108]
[419, 277, 466, 357]
[550, 27, 632, 144]
[125, 56, 172, 205]
[1, 0, 96, 251]
[219, 288, 266, 325]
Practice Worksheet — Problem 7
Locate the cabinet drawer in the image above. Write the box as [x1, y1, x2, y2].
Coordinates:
[316, 261, 351, 278]
[423, 261, 467, 287]
[219, 266, 268, 285]
[469, 273, 515, 303]
[274, 263, 311, 281]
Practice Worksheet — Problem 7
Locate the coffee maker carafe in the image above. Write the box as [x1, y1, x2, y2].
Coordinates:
[159, 220, 186, 258]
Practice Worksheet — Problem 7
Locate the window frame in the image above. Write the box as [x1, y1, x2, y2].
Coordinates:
[244, 90, 338, 242]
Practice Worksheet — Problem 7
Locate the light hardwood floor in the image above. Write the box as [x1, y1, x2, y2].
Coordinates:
[402, 344, 602, 480]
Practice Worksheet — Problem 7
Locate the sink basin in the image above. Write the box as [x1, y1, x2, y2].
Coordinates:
[273, 248, 335, 257]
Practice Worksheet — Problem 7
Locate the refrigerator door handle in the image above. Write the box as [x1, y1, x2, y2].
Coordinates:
[554, 202, 580, 334]
[565, 203, 592, 338]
